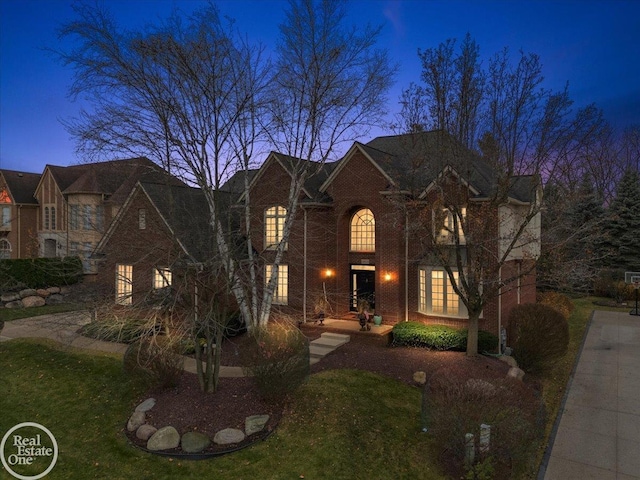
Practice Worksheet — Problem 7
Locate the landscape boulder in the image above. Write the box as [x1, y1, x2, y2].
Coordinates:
[507, 367, 525, 381]
[1, 293, 20, 303]
[499, 355, 518, 368]
[412, 371, 427, 385]
[19, 289, 37, 299]
[36, 289, 51, 298]
[245, 415, 270, 436]
[136, 424, 157, 441]
[147, 426, 180, 451]
[213, 428, 245, 445]
[46, 287, 61, 294]
[4, 301, 23, 309]
[45, 294, 64, 306]
[181, 431, 211, 453]
[135, 398, 156, 412]
[127, 411, 146, 432]
[22, 296, 46, 308]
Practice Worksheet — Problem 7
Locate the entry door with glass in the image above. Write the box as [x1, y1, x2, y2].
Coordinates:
[350, 265, 375, 311]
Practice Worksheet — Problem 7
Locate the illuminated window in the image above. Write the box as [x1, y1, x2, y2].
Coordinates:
[265, 264, 288, 305]
[0, 239, 11, 259]
[139, 209, 146, 230]
[419, 268, 465, 317]
[350, 208, 375, 252]
[264, 206, 287, 249]
[435, 207, 466, 244]
[153, 267, 172, 289]
[116, 264, 133, 305]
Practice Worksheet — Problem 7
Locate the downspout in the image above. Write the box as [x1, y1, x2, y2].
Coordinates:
[303, 208, 308, 324]
[405, 210, 409, 322]
[498, 265, 502, 355]
[17, 205, 21, 257]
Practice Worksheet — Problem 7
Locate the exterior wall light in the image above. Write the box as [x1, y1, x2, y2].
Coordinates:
[324, 268, 334, 278]
[384, 272, 392, 282]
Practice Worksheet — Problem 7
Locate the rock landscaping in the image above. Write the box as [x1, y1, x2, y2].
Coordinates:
[125, 375, 282, 457]
[1, 287, 67, 309]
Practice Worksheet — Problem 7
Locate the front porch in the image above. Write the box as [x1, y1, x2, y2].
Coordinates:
[302, 316, 393, 337]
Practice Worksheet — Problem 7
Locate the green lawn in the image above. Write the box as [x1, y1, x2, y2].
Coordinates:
[0, 303, 84, 322]
[0, 339, 442, 480]
[0, 296, 616, 479]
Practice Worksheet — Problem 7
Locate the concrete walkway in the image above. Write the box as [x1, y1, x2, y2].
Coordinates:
[0, 311, 244, 377]
[541, 310, 640, 479]
[0, 312, 358, 377]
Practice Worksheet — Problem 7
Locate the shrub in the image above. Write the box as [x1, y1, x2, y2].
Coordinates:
[79, 310, 159, 344]
[538, 291, 574, 319]
[123, 335, 184, 390]
[426, 365, 545, 479]
[508, 304, 569, 373]
[0, 257, 83, 290]
[241, 321, 309, 402]
[392, 322, 498, 352]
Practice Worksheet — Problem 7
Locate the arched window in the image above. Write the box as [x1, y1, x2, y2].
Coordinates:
[0, 239, 11, 259]
[264, 206, 287, 249]
[350, 208, 375, 252]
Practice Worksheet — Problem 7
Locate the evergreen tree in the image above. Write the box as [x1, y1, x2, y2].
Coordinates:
[603, 168, 640, 271]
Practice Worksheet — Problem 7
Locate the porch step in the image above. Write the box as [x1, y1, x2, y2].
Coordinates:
[308, 332, 350, 364]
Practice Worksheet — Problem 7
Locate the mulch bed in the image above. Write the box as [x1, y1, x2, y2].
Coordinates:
[127, 323, 512, 456]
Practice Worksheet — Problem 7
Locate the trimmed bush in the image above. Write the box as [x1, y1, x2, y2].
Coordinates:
[241, 321, 310, 402]
[391, 322, 498, 352]
[0, 257, 83, 290]
[509, 303, 569, 373]
[538, 291, 574, 319]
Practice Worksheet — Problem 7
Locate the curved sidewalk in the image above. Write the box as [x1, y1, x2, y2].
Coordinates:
[0, 311, 244, 377]
[542, 310, 640, 479]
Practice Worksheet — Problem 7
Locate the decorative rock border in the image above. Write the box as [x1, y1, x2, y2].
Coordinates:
[1, 287, 67, 309]
[126, 398, 274, 459]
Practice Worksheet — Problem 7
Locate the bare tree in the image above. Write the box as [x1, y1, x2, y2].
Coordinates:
[58, 0, 393, 339]
[397, 38, 601, 356]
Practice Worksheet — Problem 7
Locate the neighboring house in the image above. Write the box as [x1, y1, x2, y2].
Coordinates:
[33, 157, 185, 274]
[0, 169, 41, 259]
[94, 181, 233, 306]
[94, 131, 540, 338]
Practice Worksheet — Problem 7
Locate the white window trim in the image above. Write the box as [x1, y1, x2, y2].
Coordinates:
[350, 208, 375, 252]
[418, 267, 468, 318]
[153, 267, 172, 289]
[264, 206, 287, 250]
[265, 264, 288, 305]
[433, 207, 466, 245]
[116, 264, 133, 305]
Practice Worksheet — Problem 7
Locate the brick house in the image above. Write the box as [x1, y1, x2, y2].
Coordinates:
[246, 130, 539, 337]
[32, 157, 184, 274]
[0, 169, 41, 259]
[94, 181, 234, 306]
[93, 131, 539, 339]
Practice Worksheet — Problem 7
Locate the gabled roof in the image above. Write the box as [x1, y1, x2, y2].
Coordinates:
[241, 152, 336, 204]
[98, 181, 245, 264]
[320, 130, 535, 203]
[38, 157, 185, 203]
[0, 169, 41, 205]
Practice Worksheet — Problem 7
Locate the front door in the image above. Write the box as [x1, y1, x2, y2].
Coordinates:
[350, 265, 375, 311]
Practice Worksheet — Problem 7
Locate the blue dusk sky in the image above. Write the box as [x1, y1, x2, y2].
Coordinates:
[1, 0, 639, 173]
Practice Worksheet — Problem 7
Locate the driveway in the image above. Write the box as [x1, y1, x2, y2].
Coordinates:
[541, 309, 640, 479]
